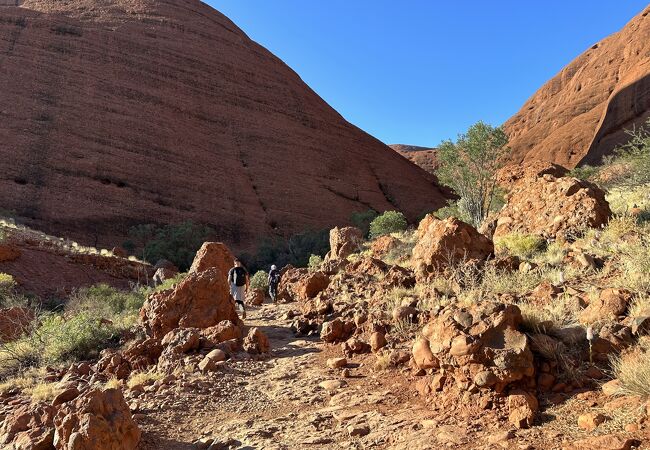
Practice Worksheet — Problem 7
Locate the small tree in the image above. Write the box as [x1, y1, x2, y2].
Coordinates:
[308, 254, 323, 270]
[369, 211, 407, 238]
[603, 118, 650, 189]
[250, 271, 269, 292]
[436, 121, 509, 227]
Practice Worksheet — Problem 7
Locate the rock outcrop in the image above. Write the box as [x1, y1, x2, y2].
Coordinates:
[140, 268, 240, 339]
[188, 242, 234, 280]
[53, 388, 140, 450]
[326, 227, 363, 261]
[504, 5, 650, 167]
[390, 144, 438, 175]
[493, 174, 611, 240]
[412, 303, 534, 392]
[412, 216, 494, 281]
[0, 0, 448, 250]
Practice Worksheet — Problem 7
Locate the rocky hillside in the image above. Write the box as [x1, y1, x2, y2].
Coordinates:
[390, 144, 437, 174]
[0, 0, 447, 250]
[504, 5, 650, 167]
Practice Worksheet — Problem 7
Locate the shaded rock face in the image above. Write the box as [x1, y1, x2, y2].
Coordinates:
[0, 0, 448, 250]
[494, 174, 611, 240]
[139, 268, 239, 339]
[0, 402, 56, 449]
[504, 5, 650, 167]
[412, 216, 494, 281]
[53, 388, 140, 450]
[413, 303, 534, 393]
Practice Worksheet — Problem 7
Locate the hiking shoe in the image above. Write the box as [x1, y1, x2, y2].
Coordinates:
[241, 308, 246, 320]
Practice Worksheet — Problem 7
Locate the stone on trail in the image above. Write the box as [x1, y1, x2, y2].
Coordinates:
[318, 380, 347, 391]
[326, 357, 347, 369]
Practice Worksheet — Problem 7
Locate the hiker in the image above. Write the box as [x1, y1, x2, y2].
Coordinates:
[268, 264, 281, 303]
[228, 260, 248, 319]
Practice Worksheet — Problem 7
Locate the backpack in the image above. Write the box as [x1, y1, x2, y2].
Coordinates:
[231, 267, 247, 287]
[270, 270, 281, 285]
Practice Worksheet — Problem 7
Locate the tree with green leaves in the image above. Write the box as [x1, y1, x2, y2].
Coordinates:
[435, 121, 510, 227]
[603, 118, 650, 189]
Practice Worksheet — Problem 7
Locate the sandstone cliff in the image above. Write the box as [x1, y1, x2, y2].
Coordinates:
[504, 5, 650, 167]
[0, 0, 447, 249]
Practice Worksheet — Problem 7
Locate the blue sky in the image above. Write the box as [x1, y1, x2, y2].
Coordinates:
[208, 1, 648, 148]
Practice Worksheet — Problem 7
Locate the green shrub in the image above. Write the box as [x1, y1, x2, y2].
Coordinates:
[128, 221, 214, 271]
[350, 209, 378, 237]
[66, 284, 145, 317]
[495, 233, 546, 258]
[567, 165, 599, 181]
[308, 254, 323, 270]
[250, 271, 269, 292]
[149, 273, 187, 293]
[35, 313, 118, 364]
[433, 201, 471, 223]
[369, 211, 408, 238]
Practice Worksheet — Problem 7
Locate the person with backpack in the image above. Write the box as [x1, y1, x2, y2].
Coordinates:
[228, 260, 249, 319]
[268, 264, 281, 303]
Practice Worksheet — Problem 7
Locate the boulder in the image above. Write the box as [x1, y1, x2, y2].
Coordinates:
[198, 349, 227, 373]
[53, 388, 140, 450]
[577, 413, 606, 431]
[121, 338, 163, 372]
[157, 327, 201, 372]
[200, 321, 242, 348]
[188, 242, 235, 280]
[326, 357, 347, 369]
[412, 302, 534, 392]
[494, 174, 611, 240]
[0, 403, 56, 450]
[96, 350, 131, 380]
[140, 268, 240, 338]
[508, 390, 538, 429]
[370, 235, 401, 258]
[412, 217, 494, 281]
[0, 243, 21, 262]
[320, 318, 355, 343]
[580, 288, 632, 324]
[295, 271, 330, 301]
[370, 331, 387, 352]
[0, 307, 34, 342]
[326, 226, 363, 261]
[243, 327, 270, 354]
[245, 289, 265, 306]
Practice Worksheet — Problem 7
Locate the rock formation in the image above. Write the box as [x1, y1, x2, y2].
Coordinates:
[389, 144, 438, 174]
[504, 5, 650, 167]
[0, 0, 448, 250]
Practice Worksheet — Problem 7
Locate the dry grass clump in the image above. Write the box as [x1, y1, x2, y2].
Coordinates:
[373, 351, 392, 372]
[535, 241, 567, 267]
[104, 377, 122, 390]
[517, 294, 582, 335]
[127, 370, 162, 389]
[0, 367, 46, 393]
[495, 233, 546, 259]
[627, 293, 650, 320]
[26, 382, 61, 402]
[611, 338, 650, 398]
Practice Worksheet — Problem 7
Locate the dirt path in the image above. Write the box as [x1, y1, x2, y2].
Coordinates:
[135, 303, 441, 450]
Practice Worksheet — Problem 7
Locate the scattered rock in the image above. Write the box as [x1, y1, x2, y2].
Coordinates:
[508, 390, 538, 429]
[370, 332, 387, 352]
[243, 327, 270, 354]
[326, 358, 347, 369]
[577, 412, 606, 430]
[564, 434, 634, 450]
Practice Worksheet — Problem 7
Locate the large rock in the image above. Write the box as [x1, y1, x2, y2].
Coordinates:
[494, 174, 611, 240]
[508, 390, 538, 429]
[276, 268, 330, 303]
[413, 302, 534, 392]
[580, 288, 632, 324]
[412, 216, 494, 281]
[326, 227, 363, 261]
[504, 6, 650, 168]
[53, 388, 140, 450]
[243, 327, 270, 354]
[0, 0, 447, 249]
[188, 242, 235, 280]
[0, 307, 34, 342]
[0, 403, 56, 450]
[200, 320, 243, 348]
[370, 235, 401, 258]
[140, 268, 240, 338]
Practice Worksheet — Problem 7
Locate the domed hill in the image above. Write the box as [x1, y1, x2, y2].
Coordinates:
[504, 5, 650, 168]
[0, 0, 448, 250]
[389, 144, 437, 175]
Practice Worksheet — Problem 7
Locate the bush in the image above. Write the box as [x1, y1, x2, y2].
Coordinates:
[433, 201, 471, 224]
[435, 121, 510, 227]
[350, 209, 378, 237]
[612, 338, 650, 398]
[602, 117, 650, 189]
[250, 271, 268, 292]
[369, 211, 408, 238]
[495, 233, 546, 258]
[66, 284, 145, 317]
[308, 254, 323, 270]
[241, 229, 330, 272]
[128, 221, 214, 271]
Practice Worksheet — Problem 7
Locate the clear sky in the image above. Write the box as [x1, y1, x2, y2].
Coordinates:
[208, 1, 648, 148]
